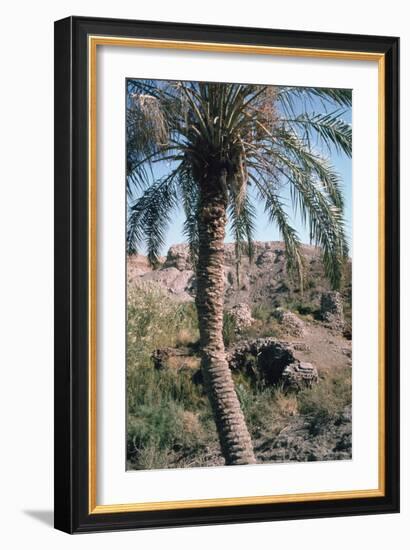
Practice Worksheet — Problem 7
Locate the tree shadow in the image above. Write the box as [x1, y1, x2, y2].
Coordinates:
[23, 510, 54, 527]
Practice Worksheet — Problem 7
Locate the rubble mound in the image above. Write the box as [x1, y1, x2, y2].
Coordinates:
[274, 309, 306, 337]
[229, 303, 254, 333]
[227, 338, 318, 388]
[320, 291, 344, 330]
[282, 362, 318, 389]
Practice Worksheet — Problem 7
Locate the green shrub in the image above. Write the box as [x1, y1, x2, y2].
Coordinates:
[127, 362, 213, 469]
[128, 400, 211, 470]
[298, 366, 351, 434]
[305, 277, 317, 290]
[235, 382, 299, 440]
[127, 284, 212, 469]
[128, 363, 204, 414]
[127, 283, 198, 353]
[240, 318, 282, 339]
[285, 298, 319, 317]
[251, 304, 272, 322]
[222, 311, 237, 346]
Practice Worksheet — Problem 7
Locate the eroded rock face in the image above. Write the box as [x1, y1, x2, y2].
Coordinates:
[128, 243, 352, 322]
[138, 267, 195, 302]
[164, 244, 192, 271]
[229, 303, 254, 333]
[320, 291, 344, 330]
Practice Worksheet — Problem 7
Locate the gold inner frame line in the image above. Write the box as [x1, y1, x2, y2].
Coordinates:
[88, 35, 386, 514]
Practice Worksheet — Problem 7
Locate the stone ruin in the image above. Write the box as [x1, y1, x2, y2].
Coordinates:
[226, 338, 318, 389]
[320, 291, 344, 330]
[281, 362, 319, 389]
[228, 303, 254, 333]
[152, 338, 318, 390]
[274, 308, 306, 337]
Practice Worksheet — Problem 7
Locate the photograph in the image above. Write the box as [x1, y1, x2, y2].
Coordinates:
[126, 79, 353, 471]
[52, 15, 399, 533]
[0, 0, 404, 541]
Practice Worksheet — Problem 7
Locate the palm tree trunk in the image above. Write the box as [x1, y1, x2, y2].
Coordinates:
[195, 171, 256, 465]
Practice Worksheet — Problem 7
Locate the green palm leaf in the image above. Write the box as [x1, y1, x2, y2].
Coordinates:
[127, 169, 179, 265]
[284, 110, 352, 156]
[126, 79, 351, 288]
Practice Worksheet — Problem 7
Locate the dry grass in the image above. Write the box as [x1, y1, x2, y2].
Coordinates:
[127, 284, 352, 470]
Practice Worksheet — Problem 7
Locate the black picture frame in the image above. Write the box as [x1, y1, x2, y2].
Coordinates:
[54, 15, 400, 534]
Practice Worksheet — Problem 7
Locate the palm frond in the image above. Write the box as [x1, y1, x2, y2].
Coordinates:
[127, 170, 179, 266]
[249, 173, 304, 288]
[179, 164, 200, 265]
[273, 150, 348, 288]
[126, 81, 188, 194]
[228, 192, 257, 284]
[275, 128, 346, 209]
[283, 110, 352, 157]
[276, 86, 352, 119]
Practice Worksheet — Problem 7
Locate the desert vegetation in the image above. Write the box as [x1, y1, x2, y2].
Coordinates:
[126, 80, 352, 465]
[127, 278, 352, 470]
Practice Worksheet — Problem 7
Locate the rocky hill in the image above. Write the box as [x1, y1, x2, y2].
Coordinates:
[127, 241, 351, 312]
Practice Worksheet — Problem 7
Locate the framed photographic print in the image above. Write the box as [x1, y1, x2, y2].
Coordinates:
[54, 16, 400, 533]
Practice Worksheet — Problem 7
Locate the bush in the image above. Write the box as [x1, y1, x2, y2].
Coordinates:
[127, 284, 213, 469]
[285, 298, 318, 317]
[240, 318, 282, 339]
[127, 284, 199, 398]
[305, 277, 317, 290]
[222, 311, 237, 346]
[296, 303, 317, 316]
[251, 304, 272, 322]
[127, 283, 198, 352]
[235, 381, 299, 441]
[127, 360, 214, 469]
[298, 366, 351, 434]
[128, 400, 210, 470]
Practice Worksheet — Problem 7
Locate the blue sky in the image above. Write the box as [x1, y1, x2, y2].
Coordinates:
[128, 83, 352, 253]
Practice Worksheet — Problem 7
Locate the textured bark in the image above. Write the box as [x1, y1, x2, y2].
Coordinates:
[195, 171, 256, 465]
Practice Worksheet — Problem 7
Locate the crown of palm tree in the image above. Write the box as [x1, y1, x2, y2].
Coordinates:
[126, 80, 351, 289]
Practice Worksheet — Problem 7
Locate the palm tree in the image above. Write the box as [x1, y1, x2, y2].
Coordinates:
[126, 80, 351, 466]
